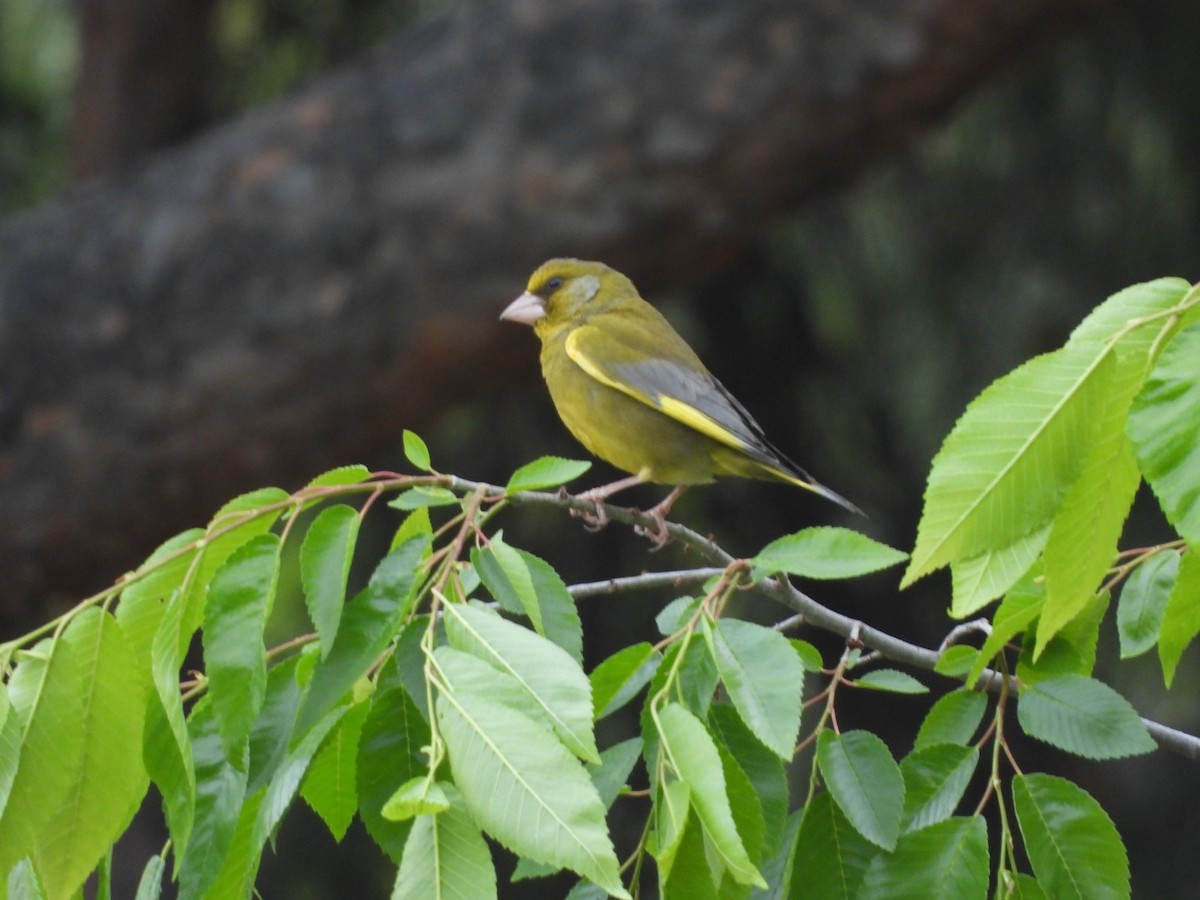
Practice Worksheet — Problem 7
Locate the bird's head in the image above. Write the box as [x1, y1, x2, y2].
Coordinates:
[500, 258, 634, 334]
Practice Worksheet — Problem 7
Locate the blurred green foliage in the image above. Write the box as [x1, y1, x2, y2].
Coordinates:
[0, 0, 453, 209]
[211, 0, 442, 112]
[0, 0, 75, 209]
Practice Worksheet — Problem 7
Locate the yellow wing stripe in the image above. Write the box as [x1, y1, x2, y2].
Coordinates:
[565, 328, 752, 452]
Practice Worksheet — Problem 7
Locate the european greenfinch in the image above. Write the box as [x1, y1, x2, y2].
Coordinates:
[501, 258, 859, 544]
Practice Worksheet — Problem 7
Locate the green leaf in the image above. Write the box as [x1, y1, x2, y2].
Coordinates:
[521, 549, 585, 664]
[591, 643, 662, 720]
[653, 638, 720, 730]
[403, 430, 432, 471]
[295, 534, 428, 735]
[857, 816, 988, 900]
[513, 737, 644, 882]
[96, 851, 112, 900]
[903, 342, 1114, 587]
[659, 810, 719, 899]
[1017, 674, 1154, 759]
[708, 704, 790, 859]
[203, 534, 282, 752]
[1038, 353, 1144, 654]
[856, 669, 928, 694]
[816, 730, 904, 851]
[32, 610, 149, 900]
[392, 786, 497, 900]
[177, 702, 249, 900]
[120, 528, 205, 603]
[144, 588, 196, 860]
[0, 635, 86, 880]
[751, 807, 803, 900]
[966, 577, 1043, 688]
[471, 536, 577, 648]
[565, 882, 612, 900]
[389, 486, 460, 510]
[719, 743, 768, 885]
[507, 456, 592, 493]
[383, 778, 451, 821]
[656, 596, 703, 636]
[300, 696, 372, 840]
[0, 687, 21, 825]
[298, 465, 373, 513]
[899, 744, 978, 832]
[703, 618, 804, 759]
[251, 705, 347, 855]
[357, 679, 427, 864]
[932, 646, 977, 678]
[471, 537, 533, 619]
[753, 528, 907, 581]
[1021, 592, 1108, 683]
[1157, 549, 1200, 686]
[134, 855, 166, 900]
[179, 487, 289, 658]
[1117, 549, 1180, 658]
[390, 620, 432, 721]
[1067, 278, 1193, 348]
[111, 602, 165, 714]
[788, 792, 875, 900]
[648, 776, 690, 879]
[789, 639, 824, 673]
[246, 655, 303, 794]
[434, 645, 545, 739]
[390, 507, 434, 553]
[435, 662, 628, 898]
[443, 602, 599, 764]
[305, 464, 372, 489]
[591, 737, 643, 808]
[950, 525, 1049, 618]
[300, 505, 362, 657]
[914, 690, 988, 750]
[638, 638, 718, 778]
[1129, 320, 1200, 543]
[657, 702, 766, 888]
[203, 790, 263, 900]
[1003, 871, 1050, 900]
[6, 859, 45, 899]
[1013, 773, 1129, 900]
[678, 638, 721, 720]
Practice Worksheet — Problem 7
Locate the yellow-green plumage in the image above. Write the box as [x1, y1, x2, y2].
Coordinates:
[501, 258, 859, 516]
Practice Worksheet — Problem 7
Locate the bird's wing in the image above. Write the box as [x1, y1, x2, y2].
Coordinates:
[565, 315, 773, 458]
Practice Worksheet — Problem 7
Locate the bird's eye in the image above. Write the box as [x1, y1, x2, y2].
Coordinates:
[545, 276, 563, 292]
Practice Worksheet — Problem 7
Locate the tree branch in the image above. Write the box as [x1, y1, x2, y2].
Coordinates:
[487, 479, 1200, 762]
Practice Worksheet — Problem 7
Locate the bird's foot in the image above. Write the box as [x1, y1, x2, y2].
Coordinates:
[572, 501, 610, 532]
[633, 514, 671, 550]
[560, 485, 612, 531]
[632, 486, 687, 550]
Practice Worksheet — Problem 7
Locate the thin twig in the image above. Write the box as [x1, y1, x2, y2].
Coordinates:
[471, 477, 1200, 763]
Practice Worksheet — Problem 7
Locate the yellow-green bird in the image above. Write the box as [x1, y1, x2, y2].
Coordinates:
[501, 258, 860, 544]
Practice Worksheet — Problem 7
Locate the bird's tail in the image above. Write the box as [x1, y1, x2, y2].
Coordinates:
[786, 472, 865, 517]
[756, 447, 865, 517]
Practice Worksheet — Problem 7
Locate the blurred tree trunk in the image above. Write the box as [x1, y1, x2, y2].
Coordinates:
[0, 0, 1103, 616]
[72, 0, 218, 178]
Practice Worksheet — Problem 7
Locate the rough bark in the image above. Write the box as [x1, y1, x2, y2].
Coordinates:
[0, 0, 1102, 613]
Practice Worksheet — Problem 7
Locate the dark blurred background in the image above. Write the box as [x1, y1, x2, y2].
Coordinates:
[2, 0, 1198, 896]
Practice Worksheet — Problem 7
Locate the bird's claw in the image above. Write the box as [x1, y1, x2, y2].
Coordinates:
[570, 499, 610, 532]
[633, 514, 671, 550]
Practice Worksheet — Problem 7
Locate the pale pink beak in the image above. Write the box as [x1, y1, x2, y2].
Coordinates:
[500, 291, 546, 325]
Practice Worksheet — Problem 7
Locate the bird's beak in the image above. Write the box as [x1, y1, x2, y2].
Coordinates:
[500, 291, 546, 325]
